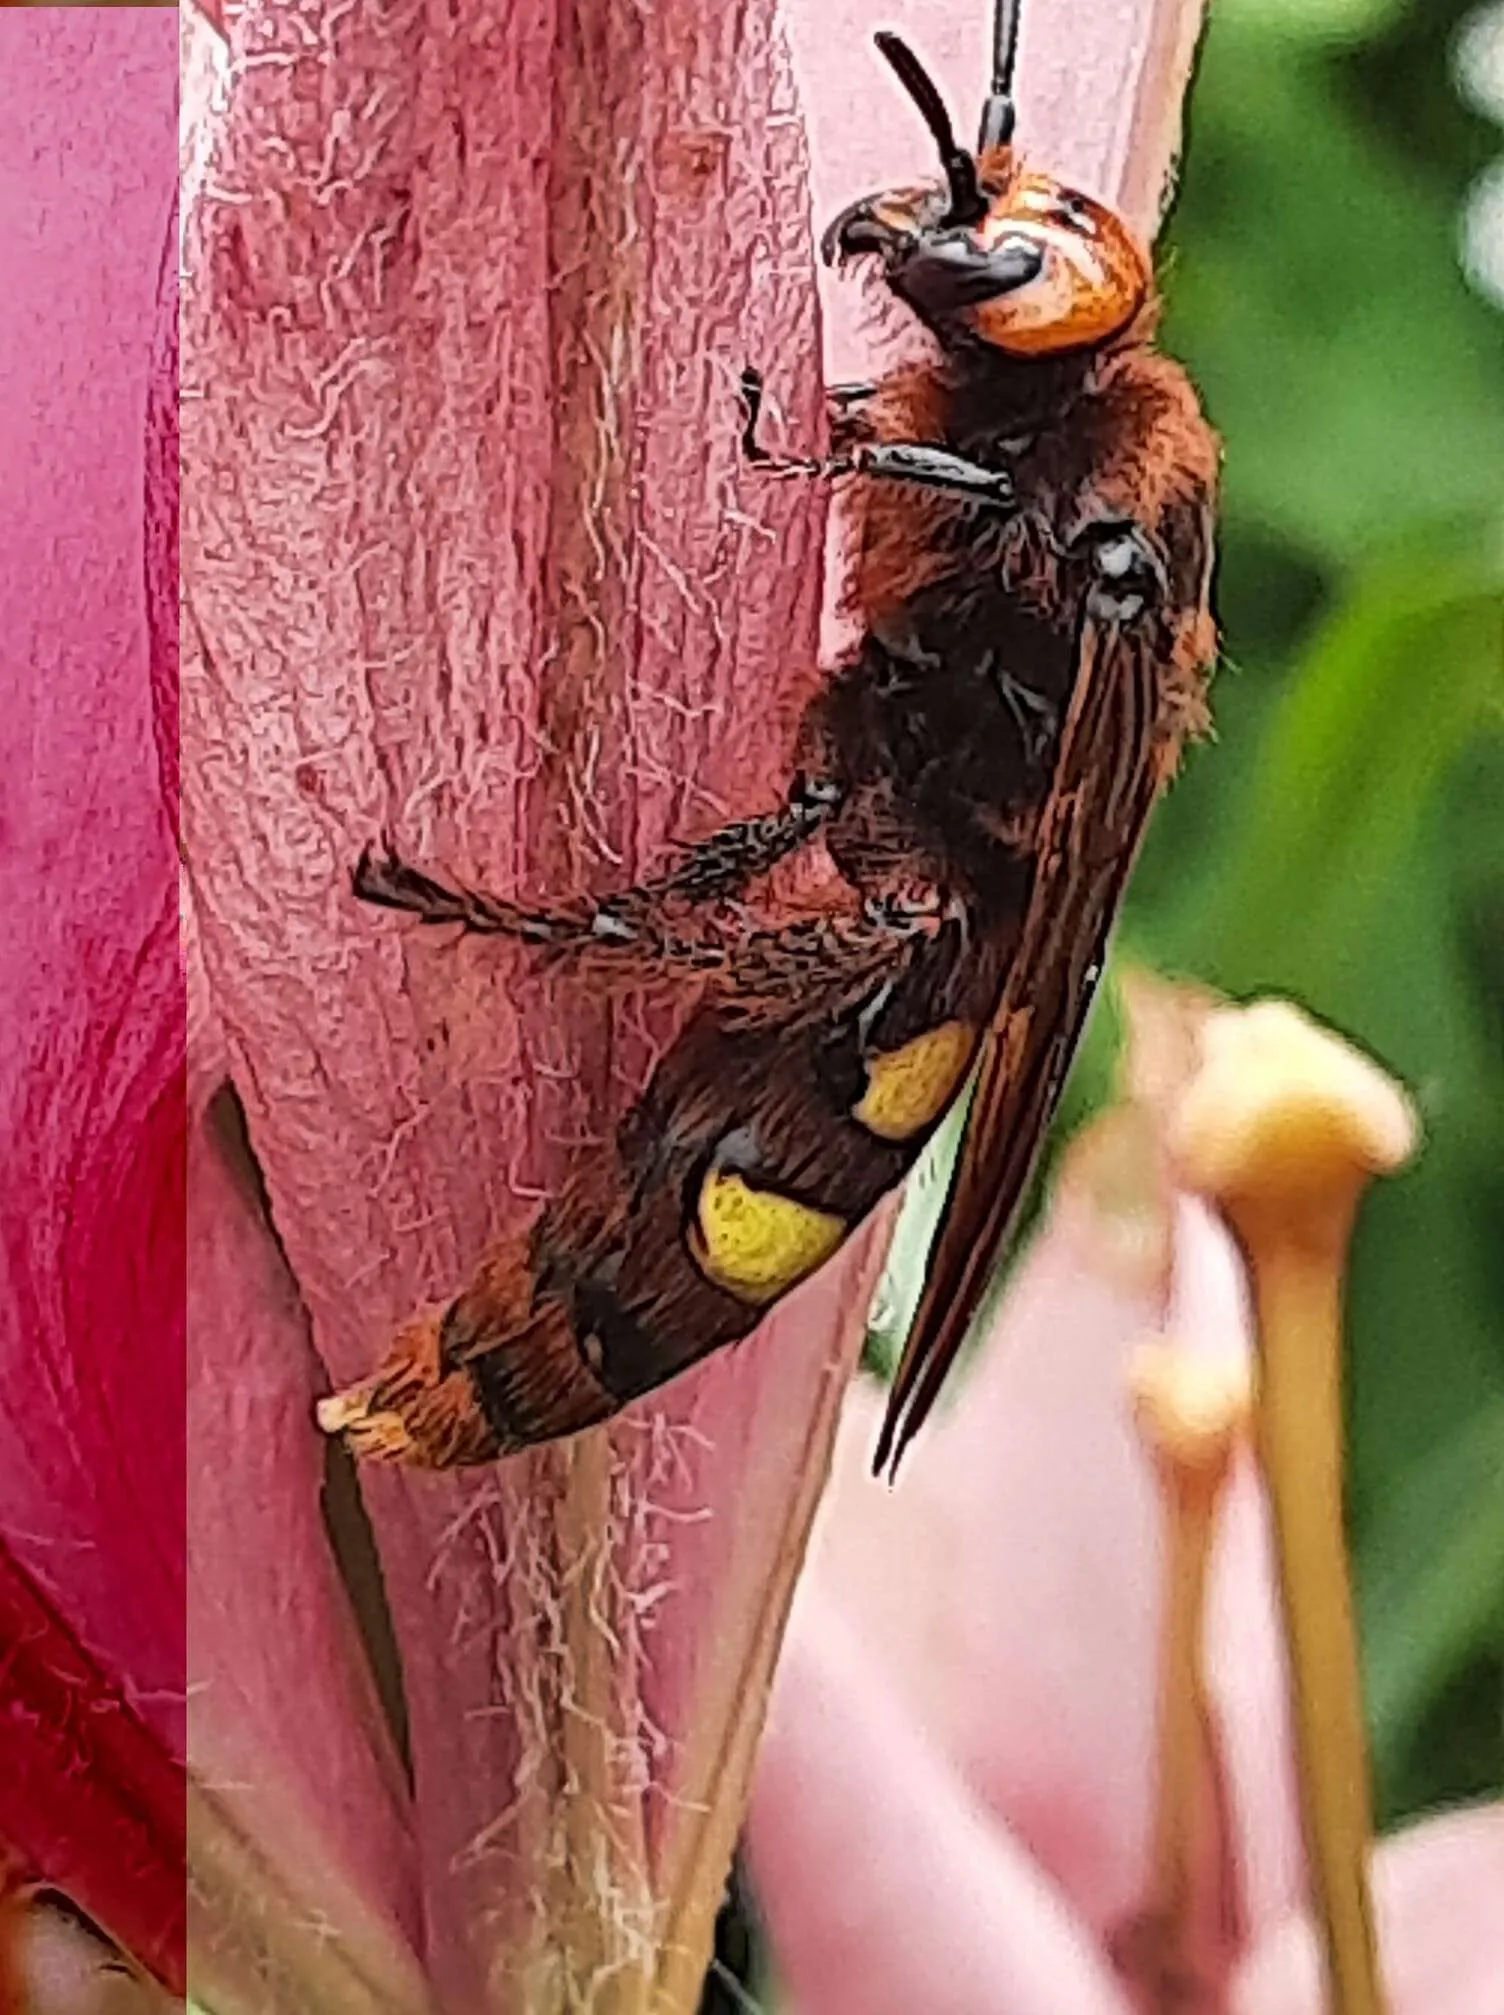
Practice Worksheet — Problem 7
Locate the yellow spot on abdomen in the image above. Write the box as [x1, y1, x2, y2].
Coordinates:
[689, 1170, 847, 1306]
[854, 1021, 978, 1142]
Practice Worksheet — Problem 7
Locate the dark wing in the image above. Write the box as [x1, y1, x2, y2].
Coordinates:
[873, 606, 1174, 1478]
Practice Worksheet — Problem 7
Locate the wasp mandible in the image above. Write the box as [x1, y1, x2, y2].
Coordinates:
[320, 0, 1219, 1478]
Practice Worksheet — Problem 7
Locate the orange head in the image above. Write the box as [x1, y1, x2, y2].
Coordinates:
[824, 30, 1152, 359]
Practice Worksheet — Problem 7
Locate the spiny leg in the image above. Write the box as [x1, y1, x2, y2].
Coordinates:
[355, 773, 842, 948]
[632, 772, 844, 905]
[740, 365, 1017, 510]
[717, 894, 953, 1005]
[355, 835, 945, 1000]
[353, 847, 570, 944]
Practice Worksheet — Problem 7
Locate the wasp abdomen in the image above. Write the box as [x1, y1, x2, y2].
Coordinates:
[689, 1166, 849, 1306]
[853, 1020, 978, 1141]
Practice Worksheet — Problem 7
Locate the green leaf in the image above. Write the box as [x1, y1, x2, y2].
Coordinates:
[1161, 19, 1504, 568]
[1192, 560, 1504, 994]
[1362, 1398, 1504, 1796]
[1218, 0, 1408, 44]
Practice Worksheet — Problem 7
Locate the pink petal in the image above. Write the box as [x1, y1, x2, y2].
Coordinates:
[1232, 1803, 1504, 2014]
[796, 1161, 1295, 1958]
[801, 1136, 1173, 1936]
[0, 12, 184, 1984]
[181, 1, 870, 2000]
[186, 911, 427, 1971]
[748, 1601, 1135, 2015]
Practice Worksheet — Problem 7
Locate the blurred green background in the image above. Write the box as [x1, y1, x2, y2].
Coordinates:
[1137, 0, 1504, 1832]
[873, 0, 1504, 1842]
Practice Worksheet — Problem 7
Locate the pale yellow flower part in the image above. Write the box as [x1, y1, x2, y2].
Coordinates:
[1129, 1340, 1252, 1477]
[1166, 994, 1420, 2015]
[1170, 1000, 1418, 1235]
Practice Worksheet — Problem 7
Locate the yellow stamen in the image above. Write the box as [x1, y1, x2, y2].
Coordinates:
[1171, 999, 1418, 2015]
[1126, 1341, 1251, 2002]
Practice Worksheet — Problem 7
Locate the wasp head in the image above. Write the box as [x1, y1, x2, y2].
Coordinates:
[825, 33, 1151, 359]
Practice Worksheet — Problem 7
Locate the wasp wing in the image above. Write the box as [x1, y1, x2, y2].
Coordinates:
[874, 602, 1175, 1477]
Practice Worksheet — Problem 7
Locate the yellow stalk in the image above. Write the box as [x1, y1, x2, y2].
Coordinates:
[1129, 1344, 1250, 2000]
[1249, 1234, 1380, 2015]
[1171, 999, 1418, 2015]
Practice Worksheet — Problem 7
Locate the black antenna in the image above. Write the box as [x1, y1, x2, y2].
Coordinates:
[978, 0, 1022, 152]
[873, 30, 986, 227]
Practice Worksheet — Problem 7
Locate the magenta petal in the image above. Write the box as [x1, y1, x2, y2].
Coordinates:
[0, 0, 182, 1752]
[1232, 1804, 1504, 2014]
[0, 16, 184, 1983]
[748, 1601, 1135, 2015]
[0, 1543, 185, 1997]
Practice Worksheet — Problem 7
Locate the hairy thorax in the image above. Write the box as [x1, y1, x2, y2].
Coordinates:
[816, 333, 1218, 910]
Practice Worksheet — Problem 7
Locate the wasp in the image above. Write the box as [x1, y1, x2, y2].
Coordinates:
[318, 0, 1219, 1478]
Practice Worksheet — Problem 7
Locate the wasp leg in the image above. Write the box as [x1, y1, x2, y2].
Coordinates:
[858, 442, 1016, 508]
[354, 775, 842, 943]
[703, 897, 952, 1020]
[826, 380, 880, 451]
[633, 772, 844, 904]
[355, 837, 939, 999]
[740, 365, 851, 477]
[740, 366, 1014, 511]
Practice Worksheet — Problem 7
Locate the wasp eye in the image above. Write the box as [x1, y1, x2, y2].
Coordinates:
[1053, 194, 1097, 234]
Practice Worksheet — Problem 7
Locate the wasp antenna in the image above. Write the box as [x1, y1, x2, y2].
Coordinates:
[978, 0, 1022, 151]
[991, 0, 1023, 97]
[873, 29, 986, 226]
